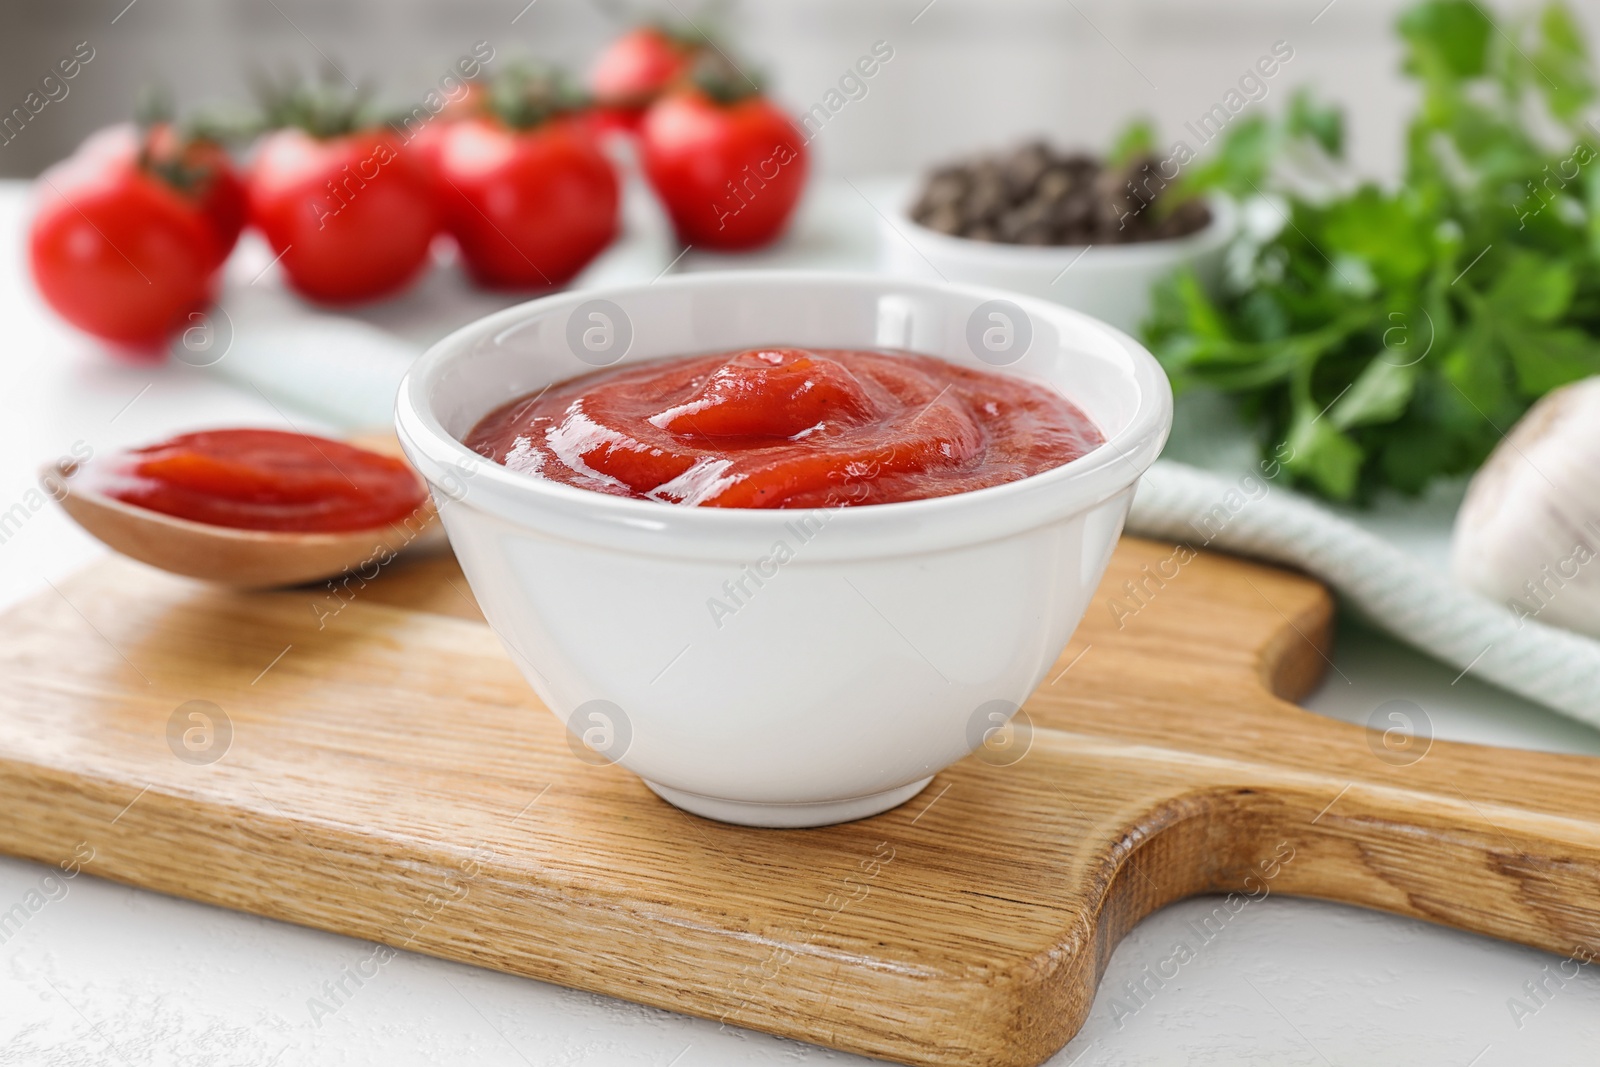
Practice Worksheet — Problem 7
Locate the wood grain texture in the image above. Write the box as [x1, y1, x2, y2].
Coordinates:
[2, 538, 1599, 1067]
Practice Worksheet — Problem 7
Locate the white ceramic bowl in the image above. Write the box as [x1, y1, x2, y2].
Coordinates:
[878, 192, 1235, 336]
[395, 272, 1171, 827]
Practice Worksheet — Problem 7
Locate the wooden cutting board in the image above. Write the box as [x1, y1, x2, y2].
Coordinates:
[4, 538, 1600, 1067]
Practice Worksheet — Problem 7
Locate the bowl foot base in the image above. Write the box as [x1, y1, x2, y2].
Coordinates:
[641, 776, 935, 828]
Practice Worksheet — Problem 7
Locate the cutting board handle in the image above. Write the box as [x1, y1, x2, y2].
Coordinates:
[1263, 748, 1597, 964]
[1063, 715, 1600, 990]
[1065, 543, 1600, 966]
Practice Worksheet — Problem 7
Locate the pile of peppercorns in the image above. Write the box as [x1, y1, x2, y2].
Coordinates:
[909, 140, 1212, 246]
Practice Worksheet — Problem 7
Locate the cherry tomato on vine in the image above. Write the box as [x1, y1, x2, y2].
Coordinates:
[150, 127, 248, 262]
[28, 128, 224, 348]
[248, 126, 438, 304]
[434, 66, 619, 289]
[639, 73, 808, 250]
[245, 77, 440, 305]
[71, 122, 246, 266]
[124, 88, 248, 264]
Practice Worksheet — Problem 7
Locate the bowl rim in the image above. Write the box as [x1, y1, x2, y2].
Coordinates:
[883, 189, 1237, 264]
[395, 270, 1172, 560]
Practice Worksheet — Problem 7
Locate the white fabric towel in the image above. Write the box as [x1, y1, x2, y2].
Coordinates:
[1127, 460, 1600, 728]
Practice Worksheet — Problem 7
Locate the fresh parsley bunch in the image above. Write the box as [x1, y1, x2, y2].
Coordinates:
[1145, 0, 1600, 502]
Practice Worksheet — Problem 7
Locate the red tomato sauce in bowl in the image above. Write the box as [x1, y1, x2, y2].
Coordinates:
[84, 429, 427, 533]
[464, 348, 1103, 508]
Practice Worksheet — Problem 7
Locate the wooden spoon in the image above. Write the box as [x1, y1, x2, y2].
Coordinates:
[43, 432, 444, 590]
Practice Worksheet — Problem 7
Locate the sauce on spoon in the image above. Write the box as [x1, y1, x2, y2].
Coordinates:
[82, 428, 427, 533]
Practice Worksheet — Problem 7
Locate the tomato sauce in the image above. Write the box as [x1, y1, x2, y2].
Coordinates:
[88, 429, 427, 533]
[466, 348, 1103, 508]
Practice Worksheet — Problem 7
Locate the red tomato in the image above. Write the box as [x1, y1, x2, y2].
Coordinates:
[195, 159, 247, 259]
[29, 142, 220, 348]
[247, 127, 439, 304]
[435, 116, 619, 289]
[639, 89, 808, 250]
[588, 27, 695, 130]
[59, 123, 245, 267]
[164, 134, 247, 262]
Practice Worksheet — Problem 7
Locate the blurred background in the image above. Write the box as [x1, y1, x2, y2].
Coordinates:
[8, 0, 1593, 183]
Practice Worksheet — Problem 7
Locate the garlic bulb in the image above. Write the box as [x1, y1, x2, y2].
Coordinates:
[1452, 377, 1600, 638]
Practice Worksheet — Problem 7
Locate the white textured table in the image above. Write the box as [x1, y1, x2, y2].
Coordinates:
[1, 178, 1596, 1067]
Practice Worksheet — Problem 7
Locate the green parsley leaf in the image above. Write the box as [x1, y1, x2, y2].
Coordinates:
[1142, 0, 1600, 503]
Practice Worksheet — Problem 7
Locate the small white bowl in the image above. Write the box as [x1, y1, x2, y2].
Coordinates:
[395, 272, 1170, 827]
[878, 192, 1235, 336]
